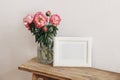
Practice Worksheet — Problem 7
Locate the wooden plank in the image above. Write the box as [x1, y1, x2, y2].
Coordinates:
[18, 57, 120, 80]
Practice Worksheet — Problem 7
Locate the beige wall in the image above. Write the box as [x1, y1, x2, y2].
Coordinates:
[0, 0, 120, 80]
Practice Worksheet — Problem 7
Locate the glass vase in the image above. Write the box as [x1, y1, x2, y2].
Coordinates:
[37, 43, 53, 64]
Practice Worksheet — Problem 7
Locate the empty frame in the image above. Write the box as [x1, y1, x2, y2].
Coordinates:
[53, 37, 92, 67]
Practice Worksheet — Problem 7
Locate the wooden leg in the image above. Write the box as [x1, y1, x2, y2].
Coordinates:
[32, 73, 39, 80]
[32, 73, 56, 80]
[43, 77, 55, 80]
[43, 77, 49, 80]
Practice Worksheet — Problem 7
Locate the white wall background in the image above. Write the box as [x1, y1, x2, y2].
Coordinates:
[0, 0, 120, 80]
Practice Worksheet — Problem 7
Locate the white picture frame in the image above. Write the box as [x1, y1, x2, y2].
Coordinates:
[53, 37, 92, 67]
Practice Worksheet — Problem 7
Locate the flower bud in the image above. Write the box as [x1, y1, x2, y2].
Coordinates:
[46, 10, 51, 17]
[42, 26, 48, 32]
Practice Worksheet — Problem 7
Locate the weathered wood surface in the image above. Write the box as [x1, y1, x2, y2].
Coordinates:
[18, 58, 120, 80]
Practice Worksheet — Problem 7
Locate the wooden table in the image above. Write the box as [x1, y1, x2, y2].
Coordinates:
[18, 58, 120, 80]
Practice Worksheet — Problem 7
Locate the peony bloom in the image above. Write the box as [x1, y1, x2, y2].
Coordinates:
[34, 12, 48, 28]
[23, 14, 34, 30]
[23, 22, 30, 30]
[46, 10, 51, 17]
[50, 14, 61, 26]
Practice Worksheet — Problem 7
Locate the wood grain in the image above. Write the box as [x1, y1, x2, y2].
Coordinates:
[18, 57, 120, 80]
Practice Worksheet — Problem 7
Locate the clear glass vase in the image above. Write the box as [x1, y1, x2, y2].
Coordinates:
[37, 44, 53, 64]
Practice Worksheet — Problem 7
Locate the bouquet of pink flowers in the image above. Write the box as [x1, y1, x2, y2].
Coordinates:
[23, 11, 61, 49]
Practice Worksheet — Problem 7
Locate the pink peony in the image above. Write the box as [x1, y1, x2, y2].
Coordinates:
[50, 14, 61, 26]
[34, 12, 48, 28]
[23, 22, 30, 30]
[23, 14, 34, 30]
